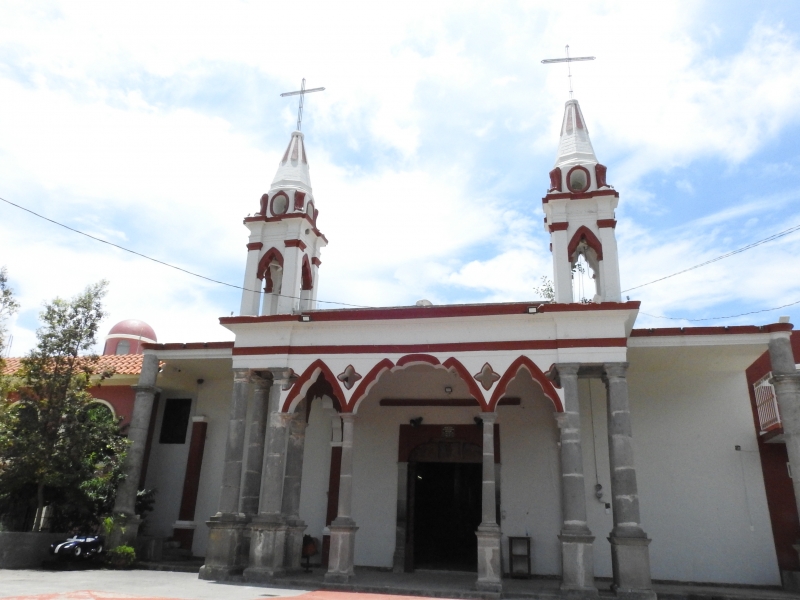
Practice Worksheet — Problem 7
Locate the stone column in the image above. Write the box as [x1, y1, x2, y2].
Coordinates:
[604, 363, 656, 600]
[768, 333, 800, 585]
[282, 403, 308, 571]
[392, 461, 409, 573]
[240, 374, 271, 516]
[325, 413, 359, 583]
[245, 368, 293, 582]
[475, 412, 502, 594]
[556, 364, 597, 596]
[110, 353, 159, 546]
[199, 368, 251, 581]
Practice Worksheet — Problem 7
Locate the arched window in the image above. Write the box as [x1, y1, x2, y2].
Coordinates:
[115, 339, 131, 355]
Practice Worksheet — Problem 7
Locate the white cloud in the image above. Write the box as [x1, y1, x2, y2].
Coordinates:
[2, 1, 800, 351]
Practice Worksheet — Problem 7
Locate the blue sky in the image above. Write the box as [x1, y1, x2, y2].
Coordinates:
[1, 1, 800, 353]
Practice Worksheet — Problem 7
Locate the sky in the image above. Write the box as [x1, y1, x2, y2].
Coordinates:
[2, 0, 800, 354]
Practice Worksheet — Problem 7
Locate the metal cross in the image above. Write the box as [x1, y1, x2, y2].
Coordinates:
[280, 78, 325, 131]
[541, 45, 595, 99]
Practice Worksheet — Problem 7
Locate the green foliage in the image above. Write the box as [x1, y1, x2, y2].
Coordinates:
[0, 266, 20, 395]
[0, 281, 130, 532]
[533, 275, 555, 301]
[104, 544, 136, 568]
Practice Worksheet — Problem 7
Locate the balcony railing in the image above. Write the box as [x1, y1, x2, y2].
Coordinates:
[755, 373, 781, 433]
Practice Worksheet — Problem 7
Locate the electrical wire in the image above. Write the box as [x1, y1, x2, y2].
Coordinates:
[640, 296, 800, 322]
[0, 195, 372, 309]
[622, 223, 800, 293]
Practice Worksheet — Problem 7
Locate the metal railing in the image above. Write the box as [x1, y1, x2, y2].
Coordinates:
[755, 373, 781, 433]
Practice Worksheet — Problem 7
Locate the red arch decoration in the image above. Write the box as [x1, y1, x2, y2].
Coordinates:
[348, 358, 395, 412]
[396, 354, 439, 367]
[301, 254, 313, 291]
[348, 355, 488, 413]
[567, 225, 603, 261]
[282, 359, 346, 413]
[257, 247, 285, 280]
[489, 356, 563, 413]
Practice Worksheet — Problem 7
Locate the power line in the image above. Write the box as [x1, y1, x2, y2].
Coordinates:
[640, 297, 800, 322]
[0, 195, 372, 309]
[622, 223, 800, 293]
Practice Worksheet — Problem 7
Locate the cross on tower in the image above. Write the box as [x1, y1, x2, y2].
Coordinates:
[541, 45, 595, 99]
[280, 78, 326, 131]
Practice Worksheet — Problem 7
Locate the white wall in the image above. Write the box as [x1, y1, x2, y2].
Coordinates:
[190, 376, 234, 556]
[142, 387, 196, 539]
[297, 397, 334, 563]
[496, 369, 563, 575]
[623, 348, 780, 585]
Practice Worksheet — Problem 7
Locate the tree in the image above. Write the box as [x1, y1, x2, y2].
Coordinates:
[533, 275, 555, 301]
[0, 266, 20, 375]
[0, 281, 129, 532]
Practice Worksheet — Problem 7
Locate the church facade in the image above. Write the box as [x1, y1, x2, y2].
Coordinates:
[100, 99, 800, 597]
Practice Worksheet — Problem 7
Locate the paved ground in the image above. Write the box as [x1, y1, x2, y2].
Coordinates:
[1, 568, 799, 600]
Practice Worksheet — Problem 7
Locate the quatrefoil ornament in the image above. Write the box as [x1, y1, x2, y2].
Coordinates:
[337, 364, 362, 390]
[473, 362, 500, 391]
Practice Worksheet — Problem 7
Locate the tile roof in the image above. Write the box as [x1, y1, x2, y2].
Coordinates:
[2, 354, 144, 376]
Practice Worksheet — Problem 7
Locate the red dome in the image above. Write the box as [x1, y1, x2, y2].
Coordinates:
[107, 319, 157, 342]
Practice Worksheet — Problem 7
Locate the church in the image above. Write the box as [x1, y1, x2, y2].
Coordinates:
[66, 97, 800, 597]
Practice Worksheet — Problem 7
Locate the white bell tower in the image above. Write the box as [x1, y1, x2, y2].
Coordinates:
[239, 130, 327, 316]
[542, 99, 621, 304]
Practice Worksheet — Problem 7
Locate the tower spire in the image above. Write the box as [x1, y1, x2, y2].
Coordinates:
[554, 99, 598, 169]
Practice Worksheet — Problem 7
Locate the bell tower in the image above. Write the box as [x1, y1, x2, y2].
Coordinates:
[239, 130, 327, 316]
[542, 99, 621, 303]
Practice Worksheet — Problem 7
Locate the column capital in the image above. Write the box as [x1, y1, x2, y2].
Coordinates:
[131, 384, 160, 395]
[772, 372, 800, 385]
[233, 367, 251, 383]
[480, 411, 498, 424]
[267, 367, 295, 387]
[250, 372, 272, 389]
[340, 412, 358, 423]
[555, 363, 581, 377]
[603, 362, 629, 380]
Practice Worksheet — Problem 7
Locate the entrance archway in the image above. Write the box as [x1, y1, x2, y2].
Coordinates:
[396, 424, 501, 573]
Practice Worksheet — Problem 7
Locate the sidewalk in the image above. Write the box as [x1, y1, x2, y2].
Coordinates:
[1, 567, 798, 600]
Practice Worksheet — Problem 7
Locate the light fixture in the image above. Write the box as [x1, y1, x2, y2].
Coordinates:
[527, 306, 538, 314]
[300, 315, 311, 322]
[444, 386, 453, 394]
[410, 417, 423, 428]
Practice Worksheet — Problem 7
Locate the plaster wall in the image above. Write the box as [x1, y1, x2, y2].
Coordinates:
[297, 397, 334, 561]
[190, 376, 234, 556]
[143, 387, 196, 539]
[623, 348, 780, 585]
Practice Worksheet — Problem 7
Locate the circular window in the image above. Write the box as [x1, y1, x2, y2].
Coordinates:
[271, 194, 288, 215]
[567, 167, 590, 192]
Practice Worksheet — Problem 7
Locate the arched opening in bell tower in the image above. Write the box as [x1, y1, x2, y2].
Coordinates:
[568, 227, 603, 303]
[257, 248, 284, 316]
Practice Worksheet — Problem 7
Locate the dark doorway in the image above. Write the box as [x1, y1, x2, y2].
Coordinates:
[411, 461, 482, 571]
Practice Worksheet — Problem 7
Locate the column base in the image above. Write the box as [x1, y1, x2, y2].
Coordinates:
[107, 513, 142, 550]
[325, 517, 358, 583]
[475, 524, 502, 594]
[199, 513, 249, 581]
[244, 514, 287, 582]
[608, 533, 656, 600]
[283, 518, 307, 572]
[559, 531, 597, 596]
